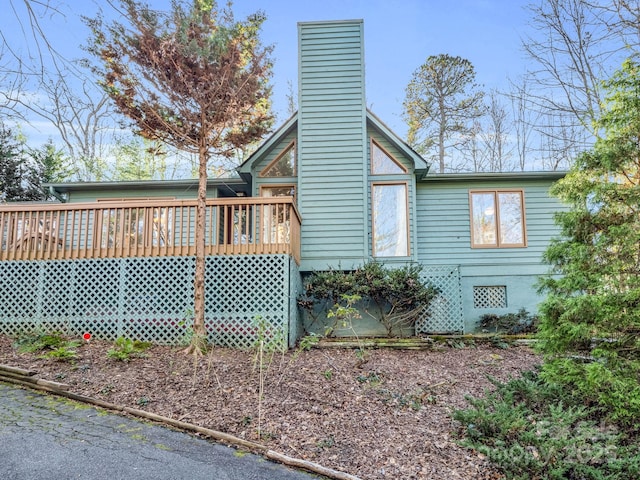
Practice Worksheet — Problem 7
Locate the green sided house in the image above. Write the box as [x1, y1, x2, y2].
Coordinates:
[0, 19, 565, 348]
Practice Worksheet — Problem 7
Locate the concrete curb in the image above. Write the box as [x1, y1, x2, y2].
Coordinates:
[0, 365, 361, 480]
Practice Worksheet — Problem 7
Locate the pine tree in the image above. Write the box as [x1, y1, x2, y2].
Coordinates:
[86, 0, 273, 354]
[403, 54, 484, 173]
[0, 125, 43, 201]
[538, 59, 640, 424]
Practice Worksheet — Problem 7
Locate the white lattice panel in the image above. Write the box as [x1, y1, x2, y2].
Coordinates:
[473, 285, 507, 309]
[416, 266, 464, 334]
[0, 255, 293, 350]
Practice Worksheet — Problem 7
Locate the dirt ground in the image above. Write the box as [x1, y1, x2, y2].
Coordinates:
[0, 335, 540, 479]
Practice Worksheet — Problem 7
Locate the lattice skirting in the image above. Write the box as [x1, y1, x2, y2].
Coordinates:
[416, 265, 464, 334]
[0, 255, 300, 349]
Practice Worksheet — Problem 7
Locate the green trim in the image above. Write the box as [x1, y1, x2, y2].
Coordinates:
[44, 177, 249, 200]
[298, 19, 364, 27]
[422, 171, 567, 182]
[45, 177, 247, 191]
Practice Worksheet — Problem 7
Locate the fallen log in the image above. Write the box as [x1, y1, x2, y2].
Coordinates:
[0, 364, 38, 376]
[121, 406, 266, 453]
[0, 365, 70, 390]
[267, 450, 362, 480]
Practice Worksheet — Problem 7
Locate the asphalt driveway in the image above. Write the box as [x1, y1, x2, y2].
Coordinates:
[0, 383, 321, 480]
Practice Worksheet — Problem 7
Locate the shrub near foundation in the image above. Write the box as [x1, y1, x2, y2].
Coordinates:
[299, 262, 438, 337]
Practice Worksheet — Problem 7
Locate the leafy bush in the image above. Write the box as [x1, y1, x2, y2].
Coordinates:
[453, 369, 640, 479]
[107, 337, 152, 362]
[13, 330, 81, 361]
[479, 308, 539, 334]
[299, 262, 438, 337]
[41, 343, 81, 361]
[13, 331, 67, 353]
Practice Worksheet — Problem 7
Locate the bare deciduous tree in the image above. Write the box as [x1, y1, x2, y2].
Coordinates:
[508, 78, 539, 171]
[523, 0, 616, 133]
[0, 0, 118, 181]
[3, 74, 115, 180]
[480, 90, 512, 172]
[607, 0, 640, 53]
[459, 120, 486, 172]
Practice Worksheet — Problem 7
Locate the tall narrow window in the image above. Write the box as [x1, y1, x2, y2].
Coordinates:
[260, 141, 296, 177]
[372, 183, 409, 257]
[470, 190, 526, 248]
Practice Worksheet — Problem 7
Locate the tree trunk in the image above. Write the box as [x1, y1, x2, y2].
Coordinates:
[185, 141, 209, 355]
[439, 97, 446, 173]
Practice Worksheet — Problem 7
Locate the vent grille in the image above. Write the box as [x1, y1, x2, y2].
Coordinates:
[473, 286, 507, 309]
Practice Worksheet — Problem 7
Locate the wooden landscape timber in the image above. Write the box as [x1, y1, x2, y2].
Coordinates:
[0, 363, 361, 480]
[315, 334, 536, 350]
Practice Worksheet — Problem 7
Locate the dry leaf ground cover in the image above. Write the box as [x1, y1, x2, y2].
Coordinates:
[0, 335, 540, 479]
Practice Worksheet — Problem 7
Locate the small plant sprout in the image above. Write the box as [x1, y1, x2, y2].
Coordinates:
[12, 330, 82, 362]
[327, 295, 368, 365]
[107, 337, 152, 362]
[252, 316, 285, 440]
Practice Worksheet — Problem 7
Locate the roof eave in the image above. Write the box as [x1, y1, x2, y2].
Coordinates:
[421, 171, 568, 182]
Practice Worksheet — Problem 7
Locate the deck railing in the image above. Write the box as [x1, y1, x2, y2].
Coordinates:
[0, 197, 301, 264]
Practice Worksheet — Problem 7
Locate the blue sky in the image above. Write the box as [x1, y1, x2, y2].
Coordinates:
[3, 0, 533, 142]
[229, 0, 532, 134]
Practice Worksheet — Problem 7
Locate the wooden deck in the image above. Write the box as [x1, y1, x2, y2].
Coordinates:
[0, 197, 301, 264]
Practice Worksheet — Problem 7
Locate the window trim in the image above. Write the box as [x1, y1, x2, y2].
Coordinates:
[469, 189, 527, 249]
[259, 184, 296, 200]
[370, 138, 407, 175]
[259, 140, 296, 177]
[371, 181, 410, 257]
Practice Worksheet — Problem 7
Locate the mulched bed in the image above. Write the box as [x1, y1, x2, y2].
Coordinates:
[0, 335, 540, 479]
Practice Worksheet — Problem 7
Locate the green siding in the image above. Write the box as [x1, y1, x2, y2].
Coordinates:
[298, 20, 367, 270]
[67, 186, 211, 203]
[416, 178, 564, 274]
[416, 176, 566, 330]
